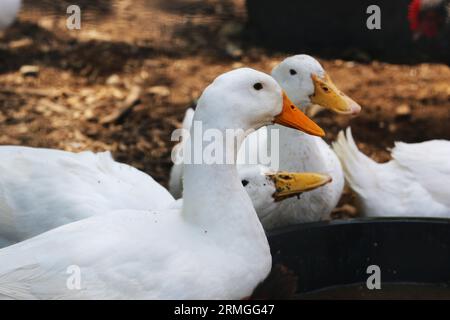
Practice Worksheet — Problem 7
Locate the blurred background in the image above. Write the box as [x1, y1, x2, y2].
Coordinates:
[0, 0, 449, 218]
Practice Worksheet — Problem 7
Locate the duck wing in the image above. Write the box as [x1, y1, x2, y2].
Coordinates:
[0, 146, 174, 244]
[392, 140, 450, 208]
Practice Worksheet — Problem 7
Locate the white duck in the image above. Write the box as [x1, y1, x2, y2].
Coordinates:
[170, 55, 361, 229]
[237, 165, 332, 222]
[0, 147, 175, 247]
[333, 128, 450, 218]
[0, 0, 21, 30]
[0, 68, 325, 299]
[259, 55, 362, 229]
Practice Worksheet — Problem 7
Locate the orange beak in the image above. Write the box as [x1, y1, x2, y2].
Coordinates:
[310, 73, 361, 115]
[274, 92, 325, 137]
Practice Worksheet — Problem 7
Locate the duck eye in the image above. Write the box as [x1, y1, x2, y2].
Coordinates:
[253, 83, 263, 91]
[241, 180, 249, 187]
[289, 69, 297, 75]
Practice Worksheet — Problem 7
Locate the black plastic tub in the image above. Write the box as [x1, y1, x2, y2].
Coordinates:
[267, 218, 450, 299]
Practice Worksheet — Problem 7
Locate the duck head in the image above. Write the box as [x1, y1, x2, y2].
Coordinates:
[195, 67, 325, 138]
[238, 165, 332, 220]
[272, 55, 361, 115]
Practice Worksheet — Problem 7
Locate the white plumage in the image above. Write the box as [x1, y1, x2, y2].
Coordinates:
[0, 147, 174, 247]
[169, 108, 332, 227]
[169, 108, 194, 199]
[0, 68, 320, 299]
[259, 55, 361, 228]
[332, 127, 450, 218]
[0, 128, 327, 246]
[0, 0, 21, 30]
[170, 55, 360, 229]
[259, 127, 344, 228]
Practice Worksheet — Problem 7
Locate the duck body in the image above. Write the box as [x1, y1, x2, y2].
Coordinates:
[0, 146, 174, 246]
[0, 0, 21, 30]
[260, 126, 344, 228]
[0, 207, 269, 299]
[333, 128, 450, 218]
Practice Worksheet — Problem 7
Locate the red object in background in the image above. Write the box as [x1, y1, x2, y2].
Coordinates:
[408, 0, 449, 38]
[408, 0, 422, 31]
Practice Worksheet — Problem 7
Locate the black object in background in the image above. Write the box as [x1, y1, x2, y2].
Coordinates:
[268, 218, 450, 299]
[246, 0, 449, 63]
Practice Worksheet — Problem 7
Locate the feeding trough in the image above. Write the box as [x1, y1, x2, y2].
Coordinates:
[267, 218, 450, 299]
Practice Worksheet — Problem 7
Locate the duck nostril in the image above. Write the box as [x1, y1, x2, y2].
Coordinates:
[290, 105, 295, 110]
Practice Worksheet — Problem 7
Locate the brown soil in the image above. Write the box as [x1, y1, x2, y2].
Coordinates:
[1, 0, 449, 218]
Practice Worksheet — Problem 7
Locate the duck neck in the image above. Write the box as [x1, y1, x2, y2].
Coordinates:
[182, 122, 267, 242]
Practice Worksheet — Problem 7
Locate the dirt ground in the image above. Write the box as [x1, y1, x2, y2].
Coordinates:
[1, 0, 449, 219]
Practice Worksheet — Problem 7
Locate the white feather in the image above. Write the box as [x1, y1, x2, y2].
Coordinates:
[0, 146, 174, 246]
[332, 128, 450, 218]
[0, 0, 21, 30]
[392, 140, 450, 208]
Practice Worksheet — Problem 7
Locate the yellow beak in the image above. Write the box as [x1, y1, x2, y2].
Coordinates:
[267, 171, 332, 202]
[310, 73, 361, 115]
[274, 92, 325, 137]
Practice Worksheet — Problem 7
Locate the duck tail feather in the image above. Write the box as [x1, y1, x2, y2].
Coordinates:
[332, 127, 377, 196]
